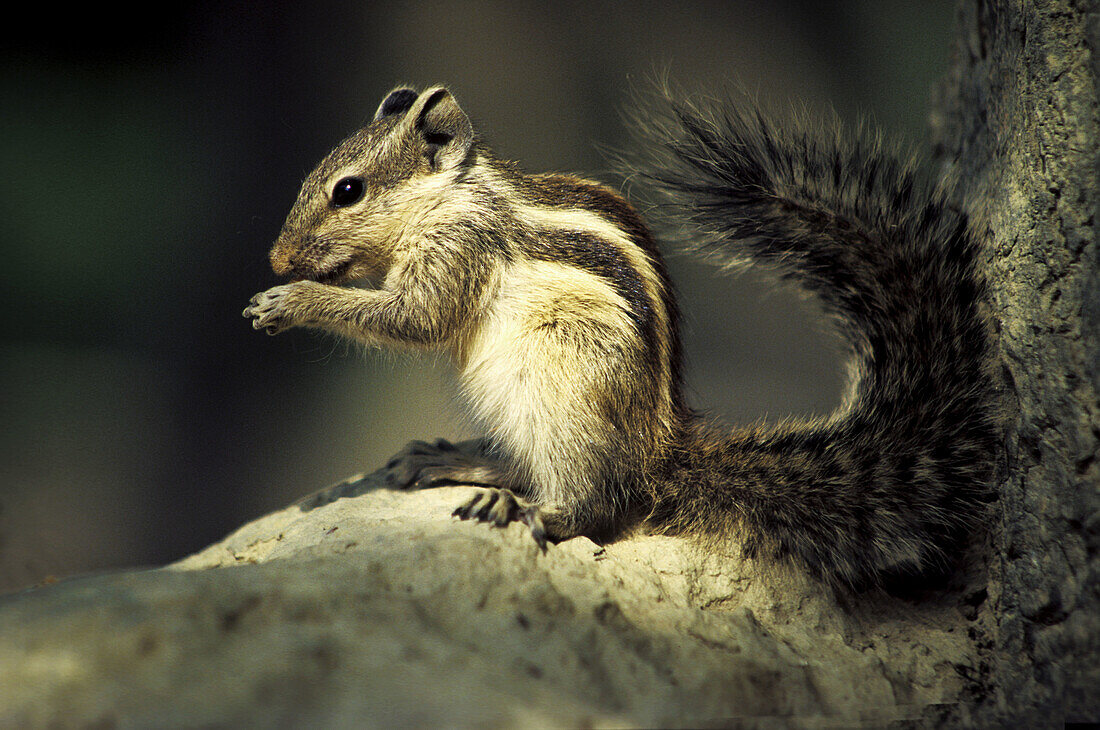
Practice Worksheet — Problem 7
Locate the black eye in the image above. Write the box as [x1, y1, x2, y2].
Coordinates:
[331, 177, 365, 208]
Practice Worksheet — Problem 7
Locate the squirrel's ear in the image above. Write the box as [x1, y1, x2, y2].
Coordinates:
[407, 87, 474, 171]
[374, 87, 419, 121]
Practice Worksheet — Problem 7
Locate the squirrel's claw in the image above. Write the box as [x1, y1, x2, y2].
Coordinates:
[453, 487, 549, 550]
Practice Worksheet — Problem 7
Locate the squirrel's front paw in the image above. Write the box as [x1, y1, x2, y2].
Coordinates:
[242, 284, 303, 335]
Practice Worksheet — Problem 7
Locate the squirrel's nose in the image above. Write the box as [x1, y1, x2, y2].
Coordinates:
[269, 239, 296, 277]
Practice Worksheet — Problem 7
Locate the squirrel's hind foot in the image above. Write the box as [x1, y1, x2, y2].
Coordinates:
[382, 438, 512, 491]
[382, 438, 557, 548]
[452, 488, 551, 550]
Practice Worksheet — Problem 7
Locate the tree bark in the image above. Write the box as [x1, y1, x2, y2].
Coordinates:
[933, 0, 1100, 724]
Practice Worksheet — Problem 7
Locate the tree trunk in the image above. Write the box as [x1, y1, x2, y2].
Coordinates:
[933, 0, 1100, 724]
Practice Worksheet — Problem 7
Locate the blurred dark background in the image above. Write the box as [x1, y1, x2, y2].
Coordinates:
[0, 1, 955, 593]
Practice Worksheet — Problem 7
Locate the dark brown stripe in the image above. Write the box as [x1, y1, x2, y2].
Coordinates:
[523, 228, 652, 332]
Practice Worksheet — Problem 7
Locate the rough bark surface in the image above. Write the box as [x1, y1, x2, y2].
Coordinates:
[932, 0, 1100, 724]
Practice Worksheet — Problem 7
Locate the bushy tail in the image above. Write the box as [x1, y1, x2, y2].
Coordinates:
[629, 88, 998, 587]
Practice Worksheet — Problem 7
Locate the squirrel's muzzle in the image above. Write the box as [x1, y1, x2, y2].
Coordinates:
[269, 231, 306, 278]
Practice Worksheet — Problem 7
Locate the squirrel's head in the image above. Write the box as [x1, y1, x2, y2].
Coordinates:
[268, 86, 476, 283]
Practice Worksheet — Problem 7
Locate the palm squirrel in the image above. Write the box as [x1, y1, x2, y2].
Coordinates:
[243, 85, 996, 588]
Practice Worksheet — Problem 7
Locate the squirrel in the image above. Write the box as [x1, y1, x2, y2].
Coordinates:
[243, 84, 997, 588]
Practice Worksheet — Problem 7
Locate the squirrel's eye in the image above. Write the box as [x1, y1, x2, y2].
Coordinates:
[331, 177, 365, 208]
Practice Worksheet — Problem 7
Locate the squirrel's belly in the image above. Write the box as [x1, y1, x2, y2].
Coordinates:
[456, 258, 641, 497]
